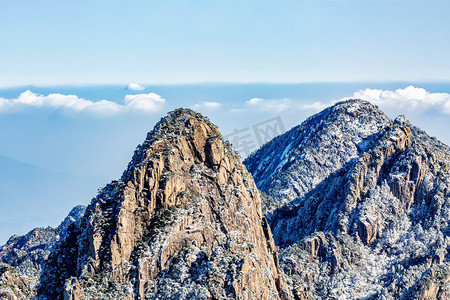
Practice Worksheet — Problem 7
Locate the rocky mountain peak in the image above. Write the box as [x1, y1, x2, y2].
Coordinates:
[327, 98, 381, 115]
[311, 98, 387, 125]
[245, 100, 450, 299]
[37, 108, 289, 299]
[58, 205, 87, 231]
[122, 108, 221, 180]
[394, 114, 411, 126]
[244, 99, 392, 207]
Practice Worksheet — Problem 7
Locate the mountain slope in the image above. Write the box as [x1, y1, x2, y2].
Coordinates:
[0, 205, 85, 289]
[244, 99, 391, 207]
[37, 109, 290, 299]
[245, 100, 450, 299]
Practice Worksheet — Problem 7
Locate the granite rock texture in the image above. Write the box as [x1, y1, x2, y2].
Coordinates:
[37, 109, 289, 300]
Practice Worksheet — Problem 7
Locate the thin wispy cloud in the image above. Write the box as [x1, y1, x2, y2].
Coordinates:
[301, 101, 330, 112]
[127, 82, 146, 91]
[0, 91, 166, 115]
[246, 97, 291, 113]
[247, 98, 264, 105]
[192, 101, 222, 110]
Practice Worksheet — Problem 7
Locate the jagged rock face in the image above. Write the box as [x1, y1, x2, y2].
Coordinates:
[0, 263, 34, 299]
[245, 100, 450, 299]
[0, 205, 85, 289]
[37, 109, 288, 300]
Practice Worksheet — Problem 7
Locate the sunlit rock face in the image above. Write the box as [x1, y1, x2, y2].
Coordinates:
[0, 262, 34, 299]
[37, 108, 289, 300]
[245, 100, 450, 299]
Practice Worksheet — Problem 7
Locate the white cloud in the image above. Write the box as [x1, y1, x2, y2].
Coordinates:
[0, 90, 122, 115]
[204, 101, 222, 110]
[192, 101, 222, 111]
[247, 97, 264, 105]
[0, 90, 166, 115]
[298, 86, 450, 115]
[127, 82, 145, 91]
[351, 86, 450, 114]
[301, 101, 330, 112]
[245, 97, 291, 113]
[124, 93, 166, 113]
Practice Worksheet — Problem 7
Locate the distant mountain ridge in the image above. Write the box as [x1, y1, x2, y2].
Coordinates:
[245, 99, 450, 299]
[0, 205, 85, 290]
[0, 154, 104, 244]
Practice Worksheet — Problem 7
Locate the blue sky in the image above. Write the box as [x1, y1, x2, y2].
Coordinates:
[1, 1, 450, 243]
[1, 0, 450, 86]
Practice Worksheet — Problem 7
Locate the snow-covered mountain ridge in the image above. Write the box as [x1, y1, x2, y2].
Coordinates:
[244, 99, 392, 206]
[245, 99, 450, 299]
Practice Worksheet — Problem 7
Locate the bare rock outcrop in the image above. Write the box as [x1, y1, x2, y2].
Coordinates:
[416, 264, 450, 300]
[37, 109, 288, 299]
[300, 232, 326, 259]
[0, 263, 33, 299]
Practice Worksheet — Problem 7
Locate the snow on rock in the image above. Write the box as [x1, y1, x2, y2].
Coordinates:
[246, 99, 450, 299]
[244, 99, 391, 209]
[0, 205, 85, 290]
[0, 262, 34, 299]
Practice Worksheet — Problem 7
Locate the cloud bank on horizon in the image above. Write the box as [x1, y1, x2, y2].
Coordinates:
[237, 86, 450, 116]
[0, 90, 166, 115]
[1, 85, 450, 118]
[352, 86, 450, 114]
[298, 86, 450, 115]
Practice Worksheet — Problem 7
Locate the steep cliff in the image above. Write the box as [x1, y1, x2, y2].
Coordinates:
[245, 100, 450, 299]
[37, 109, 288, 299]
